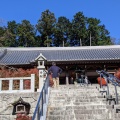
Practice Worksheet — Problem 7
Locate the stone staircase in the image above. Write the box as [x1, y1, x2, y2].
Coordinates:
[46, 84, 120, 120]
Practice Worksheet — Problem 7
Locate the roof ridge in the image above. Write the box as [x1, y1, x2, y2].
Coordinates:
[0, 45, 120, 51]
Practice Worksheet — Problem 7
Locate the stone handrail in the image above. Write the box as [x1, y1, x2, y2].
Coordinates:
[0, 74, 35, 93]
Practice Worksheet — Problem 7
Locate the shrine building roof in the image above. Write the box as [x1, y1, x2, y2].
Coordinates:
[0, 45, 120, 65]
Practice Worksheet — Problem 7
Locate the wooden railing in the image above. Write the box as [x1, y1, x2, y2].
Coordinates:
[0, 74, 35, 93]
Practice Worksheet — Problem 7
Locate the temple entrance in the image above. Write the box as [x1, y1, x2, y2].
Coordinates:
[58, 63, 117, 85]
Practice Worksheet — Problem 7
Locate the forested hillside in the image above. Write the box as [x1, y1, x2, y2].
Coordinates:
[0, 9, 112, 47]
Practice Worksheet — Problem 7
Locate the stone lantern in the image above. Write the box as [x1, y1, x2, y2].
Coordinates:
[12, 97, 30, 115]
[35, 53, 47, 92]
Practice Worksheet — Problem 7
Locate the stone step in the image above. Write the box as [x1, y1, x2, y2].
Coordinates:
[49, 93, 102, 97]
[46, 114, 113, 120]
[48, 101, 106, 106]
[48, 102, 105, 106]
[47, 105, 113, 111]
[49, 95, 103, 98]
[47, 110, 73, 116]
[50, 87, 99, 90]
[46, 115, 75, 120]
[49, 91, 101, 94]
[68, 105, 113, 110]
[50, 89, 100, 92]
[113, 112, 120, 119]
[47, 109, 110, 115]
[50, 86, 98, 88]
[51, 89, 99, 91]
[75, 114, 112, 120]
[49, 97, 105, 102]
[46, 84, 120, 120]
[74, 109, 110, 114]
[49, 91, 100, 94]
[51, 85, 96, 88]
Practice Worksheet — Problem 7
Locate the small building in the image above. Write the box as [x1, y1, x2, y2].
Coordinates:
[0, 45, 120, 84]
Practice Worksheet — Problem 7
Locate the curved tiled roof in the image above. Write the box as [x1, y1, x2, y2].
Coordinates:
[0, 45, 120, 65]
[0, 48, 7, 59]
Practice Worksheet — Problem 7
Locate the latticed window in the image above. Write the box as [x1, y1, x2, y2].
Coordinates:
[13, 80, 20, 90]
[2, 80, 9, 90]
[23, 80, 31, 89]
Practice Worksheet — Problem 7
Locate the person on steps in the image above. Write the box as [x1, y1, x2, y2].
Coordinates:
[48, 62, 62, 88]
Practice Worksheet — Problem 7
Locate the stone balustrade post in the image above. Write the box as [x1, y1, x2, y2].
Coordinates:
[31, 74, 35, 92]
[20, 79, 23, 91]
[9, 79, 13, 91]
[66, 72, 69, 85]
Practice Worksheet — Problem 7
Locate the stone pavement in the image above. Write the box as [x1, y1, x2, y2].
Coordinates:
[46, 84, 120, 120]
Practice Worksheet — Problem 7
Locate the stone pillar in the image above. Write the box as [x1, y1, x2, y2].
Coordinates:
[31, 74, 35, 92]
[37, 64, 46, 92]
[66, 72, 69, 85]
[76, 73, 78, 79]
[65, 66, 69, 85]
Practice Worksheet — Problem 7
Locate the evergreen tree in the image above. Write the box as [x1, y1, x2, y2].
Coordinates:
[17, 20, 36, 47]
[36, 9, 56, 47]
[53, 16, 71, 46]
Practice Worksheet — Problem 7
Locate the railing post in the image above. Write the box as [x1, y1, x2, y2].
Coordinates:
[9, 79, 13, 91]
[31, 74, 35, 92]
[20, 79, 23, 91]
[104, 77, 109, 97]
[66, 70, 69, 85]
[100, 74, 102, 88]
[114, 85, 119, 104]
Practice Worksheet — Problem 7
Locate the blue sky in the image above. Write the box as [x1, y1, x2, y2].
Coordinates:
[0, 0, 120, 41]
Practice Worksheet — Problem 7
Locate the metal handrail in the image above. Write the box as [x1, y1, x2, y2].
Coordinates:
[96, 70, 120, 87]
[96, 70, 120, 104]
[32, 75, 49, 120]
[96, 70, 110, 96]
